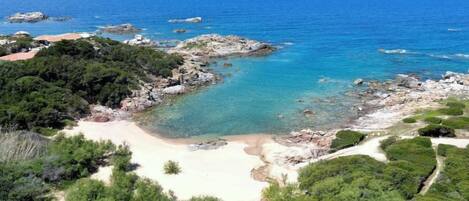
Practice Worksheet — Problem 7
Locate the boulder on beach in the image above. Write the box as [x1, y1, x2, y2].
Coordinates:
[7, 12, 48, 23]
[354, 78, 364, 86]
[99, 23, 141, 34]
[168, 17, 202, 23]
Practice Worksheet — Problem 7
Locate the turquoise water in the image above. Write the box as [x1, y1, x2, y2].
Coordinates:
[2, 0, 469, 137]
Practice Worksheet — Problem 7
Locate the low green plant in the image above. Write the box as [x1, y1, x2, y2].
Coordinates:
[403, 117, 417, 123]
[164, 160, 181, 175]
[438, 107, 464, 116]
[446, 101, 466, 109]
[442, 117, 469, 129]
[418, 124, 456, 137]
[380, 136, 399, 150]
[424, 117, 443, 124]
[330, 130, 366, 151]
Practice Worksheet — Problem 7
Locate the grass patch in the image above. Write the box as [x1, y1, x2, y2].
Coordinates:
[423, 117, 443, 124]
[403, 117, 417, 123]
[330, 130, 366, 151]
[418, 124, 456, 137]
[442, 117, 469, 129]
[438, 107, 464, 116]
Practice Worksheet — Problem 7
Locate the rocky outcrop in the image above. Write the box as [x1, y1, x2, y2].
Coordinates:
[395, 74, 421, 89]
[168, 34, 276, 59]
[123, 34, 155, 46]
[87, 105, 130, 122]
[162, 85, 186, 95]
[99, 24, 141, 34]
[168, 17, 202, 23]
[8, 12, 48, 23]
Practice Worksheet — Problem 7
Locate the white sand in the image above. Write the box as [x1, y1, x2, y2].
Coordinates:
[65, 120, 268, 201]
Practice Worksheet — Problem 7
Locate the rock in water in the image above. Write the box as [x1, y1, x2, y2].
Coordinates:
[8, 12, 48, 23]
[173, 29, 187, 33]
[354, 78, 364, 86]
[99, 24, 141, 34]
[168, 17, 202, 23]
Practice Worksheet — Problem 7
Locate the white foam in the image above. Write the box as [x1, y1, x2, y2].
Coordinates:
[455, 53, 469, 59]
[448, 28, 462, 32]
[378, 48, 408, 54]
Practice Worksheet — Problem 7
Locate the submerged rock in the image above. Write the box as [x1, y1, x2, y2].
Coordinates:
[99, 23, 141, 34]
[173, 29, 187, 34]
[8, 12, 48, 23]
[188, 139, 228, 151]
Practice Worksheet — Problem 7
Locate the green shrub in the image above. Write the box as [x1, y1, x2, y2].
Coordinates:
[418, 124, 456, 137]
[66, 179, 107, 201]
[132, 178, 173, 201]
[403, 117, 417, 123]
[437, 144, 456, 157]
[380, 136, 398, 150]
[111, 144, 132, 171]
[438, 107, 463, 116]
[164, 160, 181, 175]
[446, 101, 466, 109]
[424, 117, 443, 124]
[330, 130, 366, 151]
[442, 117, 469, 129]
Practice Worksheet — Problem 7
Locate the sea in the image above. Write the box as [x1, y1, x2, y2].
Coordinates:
[2, 0, 469, 137]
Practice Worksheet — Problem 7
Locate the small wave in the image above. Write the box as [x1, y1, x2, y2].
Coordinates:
[455, 54, 469, 59]
[448, 28, 462, 32]
[283, 42, 294, 46]
[378, 48, 408, 54]
[428, 54, 451, 60]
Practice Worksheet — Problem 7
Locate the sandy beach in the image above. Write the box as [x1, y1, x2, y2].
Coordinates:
[65, 120, 270, 201]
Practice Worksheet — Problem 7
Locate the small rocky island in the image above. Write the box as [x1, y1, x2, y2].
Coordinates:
[99, 23, 141, 34]
[7, 12, 48, 23]
[168, 17, 202, 23]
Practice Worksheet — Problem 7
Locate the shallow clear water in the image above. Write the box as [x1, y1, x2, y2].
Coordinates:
[2, 0, 469, 137]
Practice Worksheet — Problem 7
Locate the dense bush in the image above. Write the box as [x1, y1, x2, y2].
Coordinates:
[379, 136, 398, 150]
[330, 130, 366, 151]
[423, 117, 443, 124]
[442, 117, 469, 129]
[418, 124, 456, 137]
[403, 117, 417, 123]
[66, 179, 108, 201]
[111, 144, 132, 171]
[0, 38, 183, 133]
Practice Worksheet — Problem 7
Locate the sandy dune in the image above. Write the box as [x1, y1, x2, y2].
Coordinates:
[0, 50, 38, 61]
[65, 120, 268, 201]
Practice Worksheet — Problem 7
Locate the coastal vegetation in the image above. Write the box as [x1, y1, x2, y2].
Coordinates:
[403, 117, 417, 123]
[0, 35, 38, 57]
[0, 37, 183, 134]
[330, 130, 366, 152]
[418, 124, 456, 137]
[417, 144, 469, 201]
[263, 137, 436, 201]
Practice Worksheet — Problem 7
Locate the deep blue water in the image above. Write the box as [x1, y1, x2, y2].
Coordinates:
[2, 0, 469, 137]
